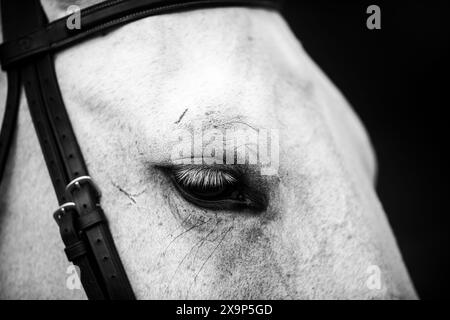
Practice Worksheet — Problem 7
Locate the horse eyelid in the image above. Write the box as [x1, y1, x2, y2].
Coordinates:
[172, 165, 239, 189]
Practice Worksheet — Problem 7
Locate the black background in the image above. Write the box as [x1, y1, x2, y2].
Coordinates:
[282, 0, 449, 299]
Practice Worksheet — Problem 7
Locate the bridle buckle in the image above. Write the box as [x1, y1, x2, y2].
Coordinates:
[53, 202, 76, 224]
[65, 175, 102, 200]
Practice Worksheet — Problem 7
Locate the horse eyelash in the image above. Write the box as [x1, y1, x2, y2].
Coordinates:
[172, 165, 238, 189]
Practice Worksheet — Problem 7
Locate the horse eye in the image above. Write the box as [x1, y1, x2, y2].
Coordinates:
[168, 165, 266, 211]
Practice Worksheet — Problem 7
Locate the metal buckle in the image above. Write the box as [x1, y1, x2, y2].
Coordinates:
[65, 175, 102, 200]
[53, 202, 76, 223]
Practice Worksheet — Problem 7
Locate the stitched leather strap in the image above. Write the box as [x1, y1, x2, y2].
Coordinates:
[0, 0, 23, 183]
[54, 204, 106, 299]
[77, 208, 106, 231]
[23, 39, 136, 300]
[1, 0, 136, 300]
[0, 71, 20, 182]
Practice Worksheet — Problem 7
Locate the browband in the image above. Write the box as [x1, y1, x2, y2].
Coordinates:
[0, 0, 280, 300]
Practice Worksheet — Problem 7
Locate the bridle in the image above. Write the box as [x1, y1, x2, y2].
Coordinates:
[0, 0, 281, 300]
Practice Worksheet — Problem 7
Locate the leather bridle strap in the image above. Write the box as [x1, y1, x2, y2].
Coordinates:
[0, 0, 280, 300]
[0, 69, 19, 183]
[1, 0, 135, 300]
[0, 0, 21, 184]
